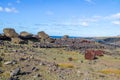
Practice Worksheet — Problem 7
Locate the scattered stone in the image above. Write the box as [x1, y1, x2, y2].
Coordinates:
[10, 68, 21, 77]
[33, 74, 42, 78]
[0, 57, 3, 61]
[4, 60, 17, 65]
[81, 60, 83, 63]
[18, 58, 26, 61]
[7, 77, 19, 80]
[99, 75, 105, 77]
[68, 57, 73, 61]
[39, 62, 46, 66]
[0, 68, 3, 74]
[32, 67, 38, 71]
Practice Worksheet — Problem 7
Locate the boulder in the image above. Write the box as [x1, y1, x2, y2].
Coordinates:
[84, 50, 95, 60]
[38, 31, 51, 43]
[62, 35, 69, 40]
[10, 68, 21, 77]
[20, 31, 33, 38]
[37, 31, 49, 39]
[84, 49, 104, 60]
[3, 28, 18, 38]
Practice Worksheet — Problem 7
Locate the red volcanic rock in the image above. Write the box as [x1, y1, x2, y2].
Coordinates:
[80, 40, 91, 43]
[85, 50, 95, 60]
[84, 49, 104, 60]
[94, 50, 104, 56]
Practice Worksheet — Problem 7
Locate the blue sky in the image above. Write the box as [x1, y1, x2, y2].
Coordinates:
[0, 0, 120, 37]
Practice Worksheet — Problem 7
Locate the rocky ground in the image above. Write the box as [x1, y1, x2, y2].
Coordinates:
[0, 41, 120, 80]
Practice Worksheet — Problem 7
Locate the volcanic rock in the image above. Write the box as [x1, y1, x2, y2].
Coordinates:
[20, 31, 33, 38]
[4, 60, 17, 65]
[10, 68, 21, 77]
[85, 50, 95, 60]
[11, 38, 24, 44]
[37, 31, 49, 39]
[3, 28, 18, 38]
[62, 35, 69, 40]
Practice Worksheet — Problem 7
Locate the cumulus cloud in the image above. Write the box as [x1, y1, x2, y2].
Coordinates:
[110, 13, 120, 19]
[112, 20, 120, 25]
[5, 7, 18, 13]
[105, 13, 120, 20]
[105, 13, 120, 25]
[0, 6, 18, 13]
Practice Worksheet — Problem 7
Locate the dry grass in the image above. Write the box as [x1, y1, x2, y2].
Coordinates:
[99, 68, 120, 76]
[58, 63, 74, 68]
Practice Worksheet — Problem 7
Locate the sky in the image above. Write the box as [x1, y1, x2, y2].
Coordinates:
[0, 0, 120, 37]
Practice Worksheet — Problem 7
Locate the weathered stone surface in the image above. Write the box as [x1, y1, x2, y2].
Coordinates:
[3, 28, 18, 38]
[11, 38, 24, 44]
[10, 68, 21, 77]
[94, 50, 104, 56]
[4, 60, 17, 65]
[37, 31, 49, 39]
[84, 49, 104, 60]
[85, 50, 95, 60]
[20, 31, 33, 38]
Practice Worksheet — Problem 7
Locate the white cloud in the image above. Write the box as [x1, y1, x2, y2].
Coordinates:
[80, 21, 88, 26]
[112, 21, 120, 25]
[0, 6, 3, 12]
[110, 13, 120, 19]
[0, 6, 18, 13]
[105, 13, 120, 20]
[4, 7, 18, 13]
[105, 13, 120, 25]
